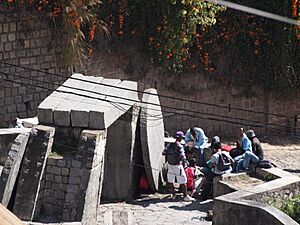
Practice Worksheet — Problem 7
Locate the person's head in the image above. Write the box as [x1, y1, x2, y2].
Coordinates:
[238, 127, 244, 137]
[190, 127, 197, 140]
[211, 136, 221, 150]
[246, 129, 256, 139]
[189, 158, 197, 167]
[175, 130, 185, 141]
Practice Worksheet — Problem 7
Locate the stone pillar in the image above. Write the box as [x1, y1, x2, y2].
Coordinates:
[101, 105, 139, 201]
[13, 125, 55, 221]
[0, 132, 30, 206]
[65, 129, 106, 225]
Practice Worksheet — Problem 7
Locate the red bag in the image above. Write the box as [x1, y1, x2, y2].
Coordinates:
[185, 167, 195, 190]
[139, 174, 149, 190]
[221, 144, 232, 152]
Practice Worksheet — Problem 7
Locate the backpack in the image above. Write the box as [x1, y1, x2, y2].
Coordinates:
[185, 167, 195, 190]
[166, 142, 181, 165]
[217, 153, 231, 171]
[256, 160, 272, 169]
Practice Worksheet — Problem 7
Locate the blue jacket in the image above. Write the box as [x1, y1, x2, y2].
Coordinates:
[184, 127, 208, 150]
[241, 133, 252, 152]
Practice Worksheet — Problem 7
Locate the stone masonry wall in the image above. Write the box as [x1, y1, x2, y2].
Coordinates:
[40, 156, 80, 222]
[0, 8, 299, 137]
[0, 9, 68, 128]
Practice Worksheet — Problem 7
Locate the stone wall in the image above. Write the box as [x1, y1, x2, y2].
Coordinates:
[0, 8, 299, 137]
[213, 168, 300, 225]
[35, 129, 106, 223]
[0, 9, 68, 128]
[40, 156, 80, 222]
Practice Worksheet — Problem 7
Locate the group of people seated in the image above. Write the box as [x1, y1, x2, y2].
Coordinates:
[162, 127, 265, 202]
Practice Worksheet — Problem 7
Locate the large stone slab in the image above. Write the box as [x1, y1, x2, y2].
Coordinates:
[13, 125, 55, 221]
[103, 80, 139, 129]
[140, 89, 165, 191]
[38, 74, 139, 129]
[37, 91, 64, 124]
[0, 133, 30, 207]
[88, 78, 122, 129]
[101, 105, 140, 201]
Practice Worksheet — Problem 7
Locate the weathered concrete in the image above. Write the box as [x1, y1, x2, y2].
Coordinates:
[78, 130, 106, 225]
[13, 125, 55, 221]
[140, 89, 165, 191]
[0, 132, 30, 206]
[101, 105, 140, 202]
[38, 74, 139, 129]
[213, 168, 300, 225]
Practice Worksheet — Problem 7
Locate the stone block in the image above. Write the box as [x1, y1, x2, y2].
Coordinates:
[8, 33, 16, 41]
[37, 91, 61, 124]
[52, 183, 60, 190]
[47, 157, 56, 165]
[67, 184, 78, 193]
[56, 191, 65, 200]
[45, 174, 54, 182]
[101, 105, 139, 201]
[47, 166, 61, 175]
[54, 175, 62, 183]
[62, 176, 69, 184]
[57, 159, 66, 167]
[89, 78, 122, 129]
[4, 42, 12, 51]
[9, 22, 16, 32]
[3, 23, 8, 32]
[72, 160, 81, 168]
[13, 125, 55, 221]
[0, 133, 30, 206]
[69, 168, 80, 177]
[0, 34, 7, 42]
[69, 176, 80, 185]
[61, 168, 69, 176]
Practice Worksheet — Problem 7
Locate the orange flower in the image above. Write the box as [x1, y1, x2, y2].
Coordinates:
[89, 20, 96, 42]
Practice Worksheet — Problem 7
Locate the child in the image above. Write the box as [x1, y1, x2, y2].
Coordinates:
[184, 158, 204, 198]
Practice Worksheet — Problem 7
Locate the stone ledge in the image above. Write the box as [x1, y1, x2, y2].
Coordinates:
[213, 167, 300, 225]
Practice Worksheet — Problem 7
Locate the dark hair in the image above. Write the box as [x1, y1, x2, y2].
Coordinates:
[189, 158, 196, 167]
[190, 127, 197, 139]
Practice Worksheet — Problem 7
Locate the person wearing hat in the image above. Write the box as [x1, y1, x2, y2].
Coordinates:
[246, 129, 264, 161]
[236, 129, 263, 172]
[162, 131, 195, 202]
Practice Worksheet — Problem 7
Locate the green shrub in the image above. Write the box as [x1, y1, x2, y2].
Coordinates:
[281, 195, 300, 223]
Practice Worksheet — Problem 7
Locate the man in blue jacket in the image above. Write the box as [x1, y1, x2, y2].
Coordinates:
[184, 127, 209, 166]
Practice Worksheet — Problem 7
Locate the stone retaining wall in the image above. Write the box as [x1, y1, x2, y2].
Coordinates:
[213, 168, 300, 225]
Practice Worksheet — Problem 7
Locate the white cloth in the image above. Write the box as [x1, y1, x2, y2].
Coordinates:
[167, 164, 187, 184]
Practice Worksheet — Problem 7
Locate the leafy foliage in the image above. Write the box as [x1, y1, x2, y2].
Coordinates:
[281, 195, 300, 223]
[189, 0, 300, 97]
[102, 0, 224, 73]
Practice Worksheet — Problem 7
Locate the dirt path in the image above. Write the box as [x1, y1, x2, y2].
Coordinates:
[262, 142, 300, 175]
